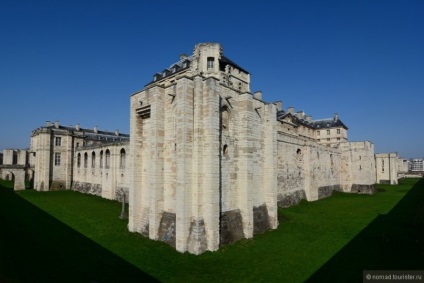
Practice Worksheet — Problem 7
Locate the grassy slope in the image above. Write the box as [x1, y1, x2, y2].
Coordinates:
[1, 178, 423, 282]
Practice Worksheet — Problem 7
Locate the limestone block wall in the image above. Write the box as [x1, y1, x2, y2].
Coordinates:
[398, 158, 409, 173]
[31, 129, 75, 191]
[72, 143, 129, 200]
[2, 149, 14, 165]
[129, 72, 278, 254]
[32, 130, 51, 191]
[276, 130, 341, 207]
[340, 141, 376, 194]
[51, 134, 73, 190]
[1, 150, 15, 179]
[375, 153, 398, 185]
[127, 42, 385, 255]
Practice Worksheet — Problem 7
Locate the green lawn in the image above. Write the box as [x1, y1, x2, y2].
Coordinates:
[1, 178, 423, 282]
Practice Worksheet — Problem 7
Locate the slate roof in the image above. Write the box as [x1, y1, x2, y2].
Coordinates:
[146, 54, 249, 86]
[33, 125, 130, 144]
[310, 118, 348, 129]
[220, 56, 250, 74]
[277, 110, 348, 130]
[146, 56, 193, 86]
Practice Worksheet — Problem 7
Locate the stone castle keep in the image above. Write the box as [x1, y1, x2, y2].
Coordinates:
[0, 43, 402, 255]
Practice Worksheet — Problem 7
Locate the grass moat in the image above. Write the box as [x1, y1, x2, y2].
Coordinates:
[1, 178, 423, 282]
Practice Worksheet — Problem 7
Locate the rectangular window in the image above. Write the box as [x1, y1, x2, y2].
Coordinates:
[327, 130, 330, 135]
[55, 137, 62, 146]
[317, 131, 320, 136]
[54, 153, 61, 166]
[337, 129, 340, 134]
[207, 57, 214, 70]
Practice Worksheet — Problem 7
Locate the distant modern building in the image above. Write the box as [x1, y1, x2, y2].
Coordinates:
[410, 158, 424, 172]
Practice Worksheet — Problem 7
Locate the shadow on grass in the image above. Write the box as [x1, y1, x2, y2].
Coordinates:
[0, 184, 158, 283]
[306, 179, 424, 283]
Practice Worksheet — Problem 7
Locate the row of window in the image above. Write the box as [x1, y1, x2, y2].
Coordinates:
[317, 129, 341, 136]
[77, 149, 126, 169]
[320, 137, 342, 142]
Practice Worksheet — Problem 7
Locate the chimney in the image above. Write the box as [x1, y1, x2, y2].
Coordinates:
[288, 107, 295, 114]
[334, 113, 339, 121]
[115, 129, 119, 136]
[46, 121, 51, 127]
[306, 115, 312, 123]
[75, 123, 80, 131]
[297, 111, 305, 120]
[253, 91, 262, 100]
[180, 53, 188, 60]
[94, 126, 98, 133]
[54, 121, 59, 128]
[274, 101, 282, 111]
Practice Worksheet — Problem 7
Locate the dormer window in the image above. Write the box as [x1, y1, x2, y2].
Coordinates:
[207, 57, 214, 70]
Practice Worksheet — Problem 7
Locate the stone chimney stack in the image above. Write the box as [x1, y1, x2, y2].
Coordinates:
[274, 101, 282, 111]
[297, 111, 305, 120]
[94, 126, 98, 133]
[334, 113, 339, 121]
[253, 91, 262, 100]
[46, 121, 51, 127]
[54, 121, 59, 128]
[115, 129, 119, 136]
[288, 107, 295, 114]
[75, 123, 80, 131]
[180, 53, 188, 60]
[306, 115, 312, 123]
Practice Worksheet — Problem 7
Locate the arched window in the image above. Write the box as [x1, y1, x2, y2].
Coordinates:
[77, 153, 81, 168]
[91, 151, 96, 168]
[100, 150, 103, 168]
[105, 149, 110, 169]
[120, 148, 126, 169]
[84, 152, 88, 168]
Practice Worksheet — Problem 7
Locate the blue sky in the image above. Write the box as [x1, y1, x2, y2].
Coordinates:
[1, 0, 423, 158]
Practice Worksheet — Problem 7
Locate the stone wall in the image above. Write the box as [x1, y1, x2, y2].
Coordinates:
[375, 153, 399, 185]
[129, 61, 280, 254]
[128, 42, 383, 255]
[276, 132, 342, 205]
[72, 143, 129, 201]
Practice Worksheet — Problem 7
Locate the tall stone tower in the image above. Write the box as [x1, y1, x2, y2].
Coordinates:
[129, 43, 278, 254]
